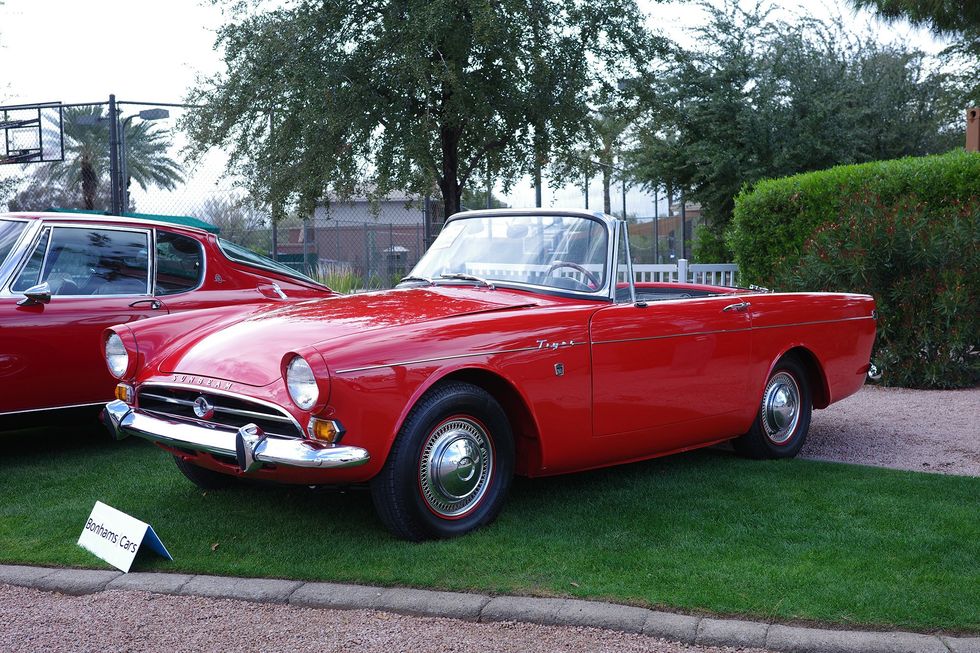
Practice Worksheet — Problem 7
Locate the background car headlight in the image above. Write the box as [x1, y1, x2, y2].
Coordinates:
[105, 333, 129, 379]
[286, 356, 318, 410]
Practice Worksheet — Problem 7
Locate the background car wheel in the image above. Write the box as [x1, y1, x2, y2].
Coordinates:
[172, 455, 238, 490]
[733, 355, 813, 460]
[370, 381, 514, 541]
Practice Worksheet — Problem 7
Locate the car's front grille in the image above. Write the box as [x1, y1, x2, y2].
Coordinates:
[136, 385, 304, 439]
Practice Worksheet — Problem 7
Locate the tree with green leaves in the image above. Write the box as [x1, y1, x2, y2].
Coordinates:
[43, 107, 183, 211]
[195, 196, 272, 253]
[850, 0, 980, 33]
[186, 0, 663, 220]
[631, 1, 960, 260]
[851, 0, 980, 105]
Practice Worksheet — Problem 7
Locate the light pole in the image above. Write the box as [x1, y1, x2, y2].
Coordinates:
[117, 108, 169, 213]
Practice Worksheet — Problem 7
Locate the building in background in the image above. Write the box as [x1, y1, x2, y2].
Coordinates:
[278, 192, 442, 284]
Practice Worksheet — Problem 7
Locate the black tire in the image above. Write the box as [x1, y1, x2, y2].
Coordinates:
[172, 455, 238, 490]
[370, 381, 515, 541]
[732, 355, 813, 460]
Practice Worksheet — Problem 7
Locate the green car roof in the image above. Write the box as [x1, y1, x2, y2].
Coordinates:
[46, 208, 221, 234]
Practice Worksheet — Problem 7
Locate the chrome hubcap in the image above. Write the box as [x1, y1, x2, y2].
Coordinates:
[419, 417, 493, 518]
[761, 372, 801, 445]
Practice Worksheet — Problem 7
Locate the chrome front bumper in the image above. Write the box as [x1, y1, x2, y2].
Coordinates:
[103, 400, 370, 473]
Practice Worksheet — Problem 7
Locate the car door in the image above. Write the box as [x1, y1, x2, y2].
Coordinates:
[0, 223, 169, 415]
[589, 295, 752, 455]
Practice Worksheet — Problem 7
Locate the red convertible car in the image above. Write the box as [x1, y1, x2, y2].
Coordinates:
[0, 212, 331, 422]
[102, 209, 876, 540]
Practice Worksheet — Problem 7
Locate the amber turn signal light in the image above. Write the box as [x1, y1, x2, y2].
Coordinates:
[115, 383, 134, 404]
[308, 418, 346, 444]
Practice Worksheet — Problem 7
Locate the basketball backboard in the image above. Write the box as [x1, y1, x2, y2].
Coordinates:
[1, 102, 65, 165]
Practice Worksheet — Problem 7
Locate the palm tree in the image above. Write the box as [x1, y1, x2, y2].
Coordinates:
[44, 107, 183, 210]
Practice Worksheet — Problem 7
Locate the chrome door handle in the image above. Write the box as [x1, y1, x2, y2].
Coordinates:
[129, 299, 162, 310]
[722, 302, 750, 312]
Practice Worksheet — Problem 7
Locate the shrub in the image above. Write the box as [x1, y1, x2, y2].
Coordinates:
[729, 150, 980, 285]
[788, 195, 979, 389]
[728, 150, 980, 389]
[315, 262, 363, 294]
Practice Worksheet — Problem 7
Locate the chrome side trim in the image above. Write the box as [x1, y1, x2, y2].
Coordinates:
[103, 400, 370, 470]
[750, 315, 876, 331]
[139, 392, 294, 424]
[593, 327, 751, 346]
[334, 315, 873, 373]
[333, 343, 586, 375]
[591, 315, 875, 346]
[1, 401, 105, 417]
[138, 383, 304, 434]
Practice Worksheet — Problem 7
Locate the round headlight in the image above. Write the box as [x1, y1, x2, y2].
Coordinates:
[286, 356, 318, 410]
[105, 333, 129, 379]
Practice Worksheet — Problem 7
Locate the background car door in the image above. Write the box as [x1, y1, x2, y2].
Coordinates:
[0, 224, 168, 414]
[589, 296, 752, 455]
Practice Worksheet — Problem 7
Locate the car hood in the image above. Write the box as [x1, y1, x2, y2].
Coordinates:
[160, 287, 536, 386]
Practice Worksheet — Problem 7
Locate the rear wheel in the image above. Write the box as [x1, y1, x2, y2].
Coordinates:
[733, 356, 812, 459]
[172, 455, 238, 490]
[370, 381, 514, 541]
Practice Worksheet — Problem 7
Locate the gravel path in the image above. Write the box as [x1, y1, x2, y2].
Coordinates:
[801, 385, 980, 476]
[0, 585, 770, 653]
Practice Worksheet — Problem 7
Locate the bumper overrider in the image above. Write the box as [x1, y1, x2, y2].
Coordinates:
[102, 400, 370, 473]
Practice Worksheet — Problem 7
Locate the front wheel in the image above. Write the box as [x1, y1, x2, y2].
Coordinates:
[733, 356, 813, 459]
[370, 381, 514, 541]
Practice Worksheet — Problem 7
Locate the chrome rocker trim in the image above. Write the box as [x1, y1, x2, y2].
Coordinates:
[103, 400, 370, 472]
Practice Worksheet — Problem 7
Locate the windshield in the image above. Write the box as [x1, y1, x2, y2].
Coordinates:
[217, 238, 320, 285]
[410, 214, 609, 293]
[0, 219, 28, 268]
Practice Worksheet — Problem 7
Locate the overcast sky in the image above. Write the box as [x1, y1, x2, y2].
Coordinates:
[0, 0, 948, 214]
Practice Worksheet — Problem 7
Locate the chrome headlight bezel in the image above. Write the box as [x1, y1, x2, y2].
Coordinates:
[105, 333, 129, 379]
[285, 355, 319, 410]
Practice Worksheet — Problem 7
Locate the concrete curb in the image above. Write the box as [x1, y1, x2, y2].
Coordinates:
[1, 564, 976, 653]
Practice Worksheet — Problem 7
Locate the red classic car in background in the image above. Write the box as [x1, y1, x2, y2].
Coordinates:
[102, 209, 877, 540]
[0, 211, 332, 422]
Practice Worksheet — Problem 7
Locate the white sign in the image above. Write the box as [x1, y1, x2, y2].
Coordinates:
[77, 501, 172, 573]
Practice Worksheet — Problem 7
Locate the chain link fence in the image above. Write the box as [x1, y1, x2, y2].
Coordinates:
[1, 99, 708, 291]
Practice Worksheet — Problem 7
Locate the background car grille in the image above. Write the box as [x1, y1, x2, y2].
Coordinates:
[137, 385, 304, 439]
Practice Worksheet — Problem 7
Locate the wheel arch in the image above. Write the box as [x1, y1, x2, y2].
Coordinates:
[776, 345, 830, 409]
[437, 367, 544, 477]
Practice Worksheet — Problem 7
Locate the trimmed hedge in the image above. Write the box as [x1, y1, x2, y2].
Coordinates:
[792, 196, 978, 388]
[729, 151, 980, 389]
[729, 150, 980, 285]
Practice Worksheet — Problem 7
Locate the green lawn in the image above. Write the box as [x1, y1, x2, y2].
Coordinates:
[1, 424, 977, 633]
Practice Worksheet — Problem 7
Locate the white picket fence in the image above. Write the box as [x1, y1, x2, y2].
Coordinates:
[465, 259, 739, 288]
[631, 260, 739, 287]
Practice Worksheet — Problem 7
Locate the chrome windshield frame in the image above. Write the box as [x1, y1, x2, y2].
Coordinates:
[415, 208, 628, 301]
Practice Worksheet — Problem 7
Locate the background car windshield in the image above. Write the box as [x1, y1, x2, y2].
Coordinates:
[0, 219, 27, 268]
[218, 238, 319, 284]
[411, 214, 608, 293]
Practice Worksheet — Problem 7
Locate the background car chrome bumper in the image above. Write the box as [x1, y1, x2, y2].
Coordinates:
[102, 400, 370, 472]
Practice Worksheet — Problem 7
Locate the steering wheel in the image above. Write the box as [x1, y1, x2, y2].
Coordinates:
[546, 261, 601, 290]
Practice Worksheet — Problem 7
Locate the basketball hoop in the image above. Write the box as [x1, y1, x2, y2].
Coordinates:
[0, 102, 65, 165]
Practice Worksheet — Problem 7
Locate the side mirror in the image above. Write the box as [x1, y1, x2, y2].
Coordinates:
[17, 282, 52, 306]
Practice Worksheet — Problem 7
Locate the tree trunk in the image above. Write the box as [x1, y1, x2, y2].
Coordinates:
[602, 166, 612, 215]
[439, 125, 462, 219]
[81, 158, 97, 210]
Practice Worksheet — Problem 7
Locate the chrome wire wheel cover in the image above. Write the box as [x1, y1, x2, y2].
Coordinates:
[419, 417, 493, 518]
[761, 371, 801, 445]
